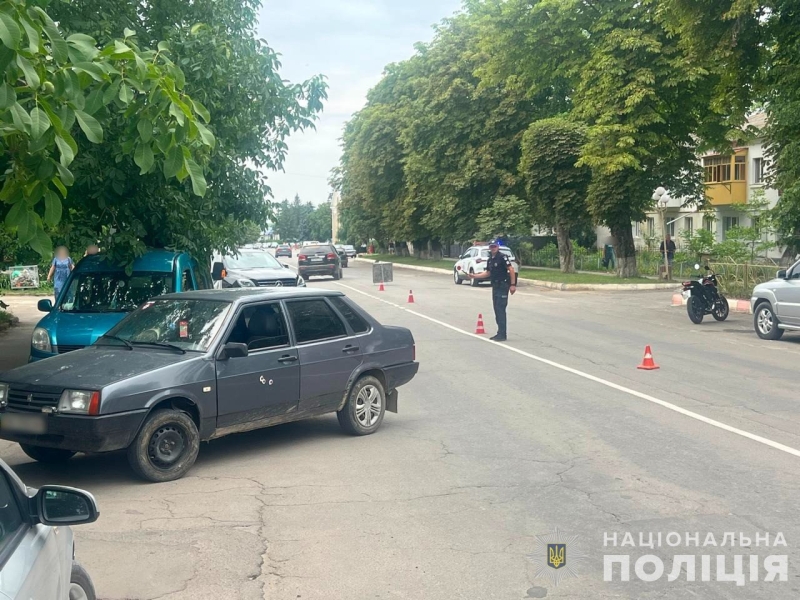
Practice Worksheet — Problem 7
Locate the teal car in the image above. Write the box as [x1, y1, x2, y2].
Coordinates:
[30, 250, 211, 361]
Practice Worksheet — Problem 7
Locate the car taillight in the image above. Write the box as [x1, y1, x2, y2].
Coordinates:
[298, 254, 307, 261]
[475, 258, 484, 264]
[327, 252, 336, 260]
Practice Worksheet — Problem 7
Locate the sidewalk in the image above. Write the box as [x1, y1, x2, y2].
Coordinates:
[0, 296, 41, 372]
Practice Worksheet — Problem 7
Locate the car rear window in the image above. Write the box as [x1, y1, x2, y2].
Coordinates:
[302, 245, 333, 254]
[330, 297, 370, 333]
[287, 299, 347, 343]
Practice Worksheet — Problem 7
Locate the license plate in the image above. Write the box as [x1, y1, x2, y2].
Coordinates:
[2, 413, 46, 435]
[311, 257, 323, 263]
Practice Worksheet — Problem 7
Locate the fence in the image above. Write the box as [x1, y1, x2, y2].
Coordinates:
[709, 262, 779, 299]
[512, 246, 695, 278]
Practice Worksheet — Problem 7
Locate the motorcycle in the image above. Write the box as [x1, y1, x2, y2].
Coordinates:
[682, 263, 729, 324]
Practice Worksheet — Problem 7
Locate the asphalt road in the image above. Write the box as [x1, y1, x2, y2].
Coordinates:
[1, 255, 799, 599]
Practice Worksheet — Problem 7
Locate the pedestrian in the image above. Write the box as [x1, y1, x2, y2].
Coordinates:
[468, 239, 516, 341]
[47, 246, 74, 301]
[660, 234, 676, 266]
[84, 244, 99, 257]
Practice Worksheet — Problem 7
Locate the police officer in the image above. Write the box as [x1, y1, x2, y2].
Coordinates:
[468, 239, 516, 341]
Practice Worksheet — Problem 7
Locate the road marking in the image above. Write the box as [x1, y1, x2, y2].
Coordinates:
[336, 282, 800, 460]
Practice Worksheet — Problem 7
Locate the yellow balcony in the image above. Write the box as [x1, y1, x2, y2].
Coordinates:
[704, 181, 747, 206]
[703, 149, 748, 206]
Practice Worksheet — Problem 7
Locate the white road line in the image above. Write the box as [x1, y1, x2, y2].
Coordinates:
[336, 282, 800, 460]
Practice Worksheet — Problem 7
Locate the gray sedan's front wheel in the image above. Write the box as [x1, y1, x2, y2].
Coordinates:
[754, 303, 784, 340]
[337, 376, 386, 436]
[127, 409, 200, 482]
[70, 563, 96, 600]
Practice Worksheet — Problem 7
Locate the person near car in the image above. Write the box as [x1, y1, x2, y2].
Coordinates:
[660, 234, 676, 266]
[468, 239, 516, 341]
[47, 245, 74, 301]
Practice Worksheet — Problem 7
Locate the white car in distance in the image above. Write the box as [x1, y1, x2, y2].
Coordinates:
[453, 245, 520, 287]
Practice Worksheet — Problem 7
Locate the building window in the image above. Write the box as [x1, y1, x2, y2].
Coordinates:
[634, 222, 642, 238]
[703, 216, 715, 232]
[684, 217, 694, 236]
[753, 157, 765, 184]
[723, 216, 739, 239]
[734, 155, 746, 181]
[667, 220, 675, 237]
[646, 217, 655, 237]
[704, 156, 732, 183]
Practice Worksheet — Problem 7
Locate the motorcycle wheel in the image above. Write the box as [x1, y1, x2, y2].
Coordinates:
[687, 296, 705, 324]
[712, 296, 730, 321]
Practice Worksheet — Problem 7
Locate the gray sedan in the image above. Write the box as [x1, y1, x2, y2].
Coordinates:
[0, 459, 98, 599]
[0, 289, 418, 482]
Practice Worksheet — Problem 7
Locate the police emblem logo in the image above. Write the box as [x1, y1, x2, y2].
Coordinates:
[547, 543, 566, 569]
[530, 528, 586, 586]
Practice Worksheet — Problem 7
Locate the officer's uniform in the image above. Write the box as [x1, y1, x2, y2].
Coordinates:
[486, 251, 513, 338]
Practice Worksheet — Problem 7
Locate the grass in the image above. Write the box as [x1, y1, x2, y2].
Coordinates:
[1, 287, 53, 296]
[365, 254, 659, 285]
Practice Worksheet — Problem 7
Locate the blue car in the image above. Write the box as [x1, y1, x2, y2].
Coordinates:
[30, 250, 211, 361]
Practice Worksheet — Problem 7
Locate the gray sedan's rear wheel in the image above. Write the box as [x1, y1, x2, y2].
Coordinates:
[70, 563, 96, 600]
[127, 409, 199, 482]
[337, 376, 386, 436]
[20, 444, 76, 463]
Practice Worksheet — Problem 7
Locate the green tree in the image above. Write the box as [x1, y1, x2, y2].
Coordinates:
[474, 195, 532, 241]
[308, 202, 332, 242]
[45, 0, 326, 260]
[519, 117, 591, 272]
[0, 0, 214, 257]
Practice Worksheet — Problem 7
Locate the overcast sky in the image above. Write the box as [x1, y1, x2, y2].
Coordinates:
[256, 0, 463, 205]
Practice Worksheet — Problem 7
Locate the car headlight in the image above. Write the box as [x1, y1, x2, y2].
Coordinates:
[0, 383, 8, 408]
[297, 275, 306, 287]
[32, 327, 53, 353]
[232, 277, 256, 288]
[57, 390, 100, 415]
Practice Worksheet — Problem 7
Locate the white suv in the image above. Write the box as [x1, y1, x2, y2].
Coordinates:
[751, 259, 800, 340]
[453, 245, 520, 287]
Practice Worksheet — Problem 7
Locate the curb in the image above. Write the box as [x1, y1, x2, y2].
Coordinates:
[357, 258, 679, 291]
[671, 293, 752, 314]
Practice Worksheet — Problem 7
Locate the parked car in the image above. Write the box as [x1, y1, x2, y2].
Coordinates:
[211, 250, 305, 289]
[275, 244, 292, 258]
[0, 457, 99, 599]
[335, 245, 349, 268]
[30, 250, 211, 362]
[751, 259, 800, 340]
[343, 245, 357, 258]
[0, 289, 419, 482]
[298, 244, 343, 280]
[453, 245, 521, 287]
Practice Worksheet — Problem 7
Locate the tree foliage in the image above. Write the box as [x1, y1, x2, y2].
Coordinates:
[273, 195, 330, 242]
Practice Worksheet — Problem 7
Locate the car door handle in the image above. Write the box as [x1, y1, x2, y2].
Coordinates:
[278, 355, 298, 363]
[342, 345, 359, 353]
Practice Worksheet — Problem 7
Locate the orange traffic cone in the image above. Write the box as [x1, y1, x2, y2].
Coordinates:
[637, 346, 660, 370]
[407, 290, 415, 304]
[378, 282, 385, 292]
[475, 314, 486, 335]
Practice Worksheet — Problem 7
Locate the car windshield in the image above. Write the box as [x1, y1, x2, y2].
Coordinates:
[225, 252, 282, 270]
[302, 245, 332, 254]
[59, 271, 174, 313]
[104, 299, 232, 352]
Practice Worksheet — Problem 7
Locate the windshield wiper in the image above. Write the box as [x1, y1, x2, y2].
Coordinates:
[97, 335, 133, 350]
[129, 341, 186, 354]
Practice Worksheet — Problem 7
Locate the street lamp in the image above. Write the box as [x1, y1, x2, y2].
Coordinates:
[652, 187, 672, 280]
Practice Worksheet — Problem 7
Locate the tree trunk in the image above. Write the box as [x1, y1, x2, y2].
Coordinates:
[610, 224, 638, 278]
[556, 223, 575, 273]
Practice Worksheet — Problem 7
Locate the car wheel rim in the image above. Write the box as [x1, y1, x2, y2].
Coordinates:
[355, 385, 381, 427]
[148, 424, 187, 469]
[757, 308, 773, 334]
[454, 270, 459, 283]
[69, 583, 89, 600]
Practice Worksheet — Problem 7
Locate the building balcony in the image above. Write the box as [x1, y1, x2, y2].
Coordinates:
[704, 181, 748, 206]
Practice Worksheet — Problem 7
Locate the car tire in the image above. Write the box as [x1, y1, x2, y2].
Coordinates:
[469, 269, 480, 287]
[337, 375, 386, 436]
[687, 296, 704, 324]
[70, 562, 96, 600]
[712, 296, 729, 321]
[19, 444, 76, 463]
[333, 268, 341, 280]
[754, 302, 784, 340]
[454, 269, 463, 285]
[127, 409, 200, 483]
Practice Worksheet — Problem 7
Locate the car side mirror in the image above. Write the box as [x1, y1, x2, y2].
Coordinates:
[222, 342, 248, 359]
[283, 263, 290, 269]
[36, 486, 99, 526]
[211, 262, 225, 281]
[37, 299, 53, 312]
[777, 269, 788, 279]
